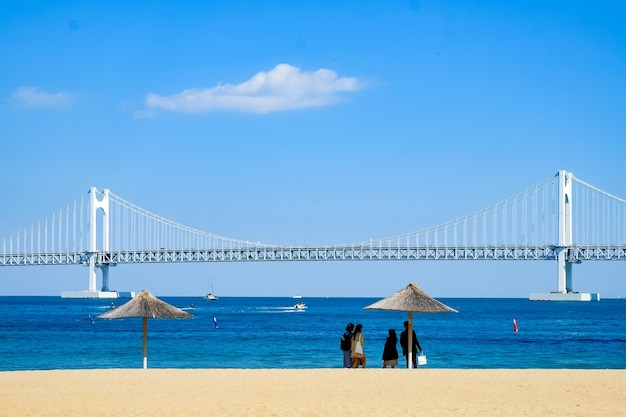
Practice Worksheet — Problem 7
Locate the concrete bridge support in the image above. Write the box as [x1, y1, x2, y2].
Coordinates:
[557, 170, 573, 294]
[89, 187, 110, 292]
[530, 171, 599, 301]
[62, 188, 121, 298]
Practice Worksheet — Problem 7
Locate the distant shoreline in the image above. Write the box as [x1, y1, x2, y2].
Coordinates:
[1, 295, 625, 299]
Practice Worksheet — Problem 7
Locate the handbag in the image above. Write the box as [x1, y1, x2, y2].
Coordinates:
[417, 353, 427, 366]
[355, 340, 364, 355]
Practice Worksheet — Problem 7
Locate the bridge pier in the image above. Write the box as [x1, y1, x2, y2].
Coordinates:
[529, 249, 598, 300]
[556, 249, 573, 294]
[88, 254, 97, 292]
[101, 264, 110, 291]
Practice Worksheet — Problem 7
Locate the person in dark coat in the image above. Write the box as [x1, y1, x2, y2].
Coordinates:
[382, 329, 399, 368]
[399, 320, 423, 368]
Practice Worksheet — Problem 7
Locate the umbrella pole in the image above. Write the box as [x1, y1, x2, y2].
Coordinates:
[143, 316, 148, 369]
[408, 311, 413, 369]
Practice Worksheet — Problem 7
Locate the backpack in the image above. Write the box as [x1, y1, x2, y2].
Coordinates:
[340, 331, 352, 351]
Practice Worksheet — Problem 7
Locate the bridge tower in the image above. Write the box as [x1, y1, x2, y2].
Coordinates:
[530, 170, 599, 301]
[61, 188, 131, 298]
[88, 187, 111, 293]
[556, 169, 573, 294]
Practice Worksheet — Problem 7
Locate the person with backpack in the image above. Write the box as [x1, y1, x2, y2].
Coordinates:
[340, 323, 354, 368]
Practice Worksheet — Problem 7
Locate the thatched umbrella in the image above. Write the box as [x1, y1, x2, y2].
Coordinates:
[98, 289, 192, 369]
[364, 282, 457, 369]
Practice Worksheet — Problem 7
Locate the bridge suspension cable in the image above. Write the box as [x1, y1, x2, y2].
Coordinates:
[104, 190, 275, 252]
[1, 193, 90, 257]
[571, 176, 626, 246]
[356, 174, 561, 249]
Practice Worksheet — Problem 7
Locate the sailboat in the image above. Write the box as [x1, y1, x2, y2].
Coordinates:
[205, 276, 218, 301]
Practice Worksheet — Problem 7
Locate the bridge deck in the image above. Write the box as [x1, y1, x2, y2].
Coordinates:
[2, 246, 625, 266]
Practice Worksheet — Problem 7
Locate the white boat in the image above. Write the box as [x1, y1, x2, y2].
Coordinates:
[294, 302, 307, 310]
[205, 276, 218, 301]
[292, 294, 302, 299]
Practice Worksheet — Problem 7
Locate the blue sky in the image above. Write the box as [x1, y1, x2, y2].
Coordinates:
[1, 1, 625, 298]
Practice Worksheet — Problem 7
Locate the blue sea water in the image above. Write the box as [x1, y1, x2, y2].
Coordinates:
[0, 296, 625, 370]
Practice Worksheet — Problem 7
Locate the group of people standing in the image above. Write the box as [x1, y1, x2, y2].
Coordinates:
[341, 323, 364, 368]
[341, 321, 423, 368]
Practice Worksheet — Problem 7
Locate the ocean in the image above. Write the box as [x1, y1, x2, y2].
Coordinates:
[0, 296, 625, 370]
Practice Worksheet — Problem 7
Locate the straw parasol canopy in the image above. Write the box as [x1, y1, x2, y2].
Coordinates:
[98, 289, 192, 369]
[364, 282, 457, 368]
[364, 282, 458, 313]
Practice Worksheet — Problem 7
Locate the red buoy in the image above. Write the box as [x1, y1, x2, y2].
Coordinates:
[513, 318, 519, 333]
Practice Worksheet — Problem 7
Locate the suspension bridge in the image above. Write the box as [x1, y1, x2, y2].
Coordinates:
[1, 170, 625, 300]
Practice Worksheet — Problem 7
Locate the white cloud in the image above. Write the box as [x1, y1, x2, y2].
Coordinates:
[144, 64, 363, 114]
[12, 87, 74, 109]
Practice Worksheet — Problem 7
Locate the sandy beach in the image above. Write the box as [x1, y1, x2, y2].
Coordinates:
[1, 369, 624, 417]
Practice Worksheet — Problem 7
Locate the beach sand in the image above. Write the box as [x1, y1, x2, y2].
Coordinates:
[1, 369, 624, 417]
